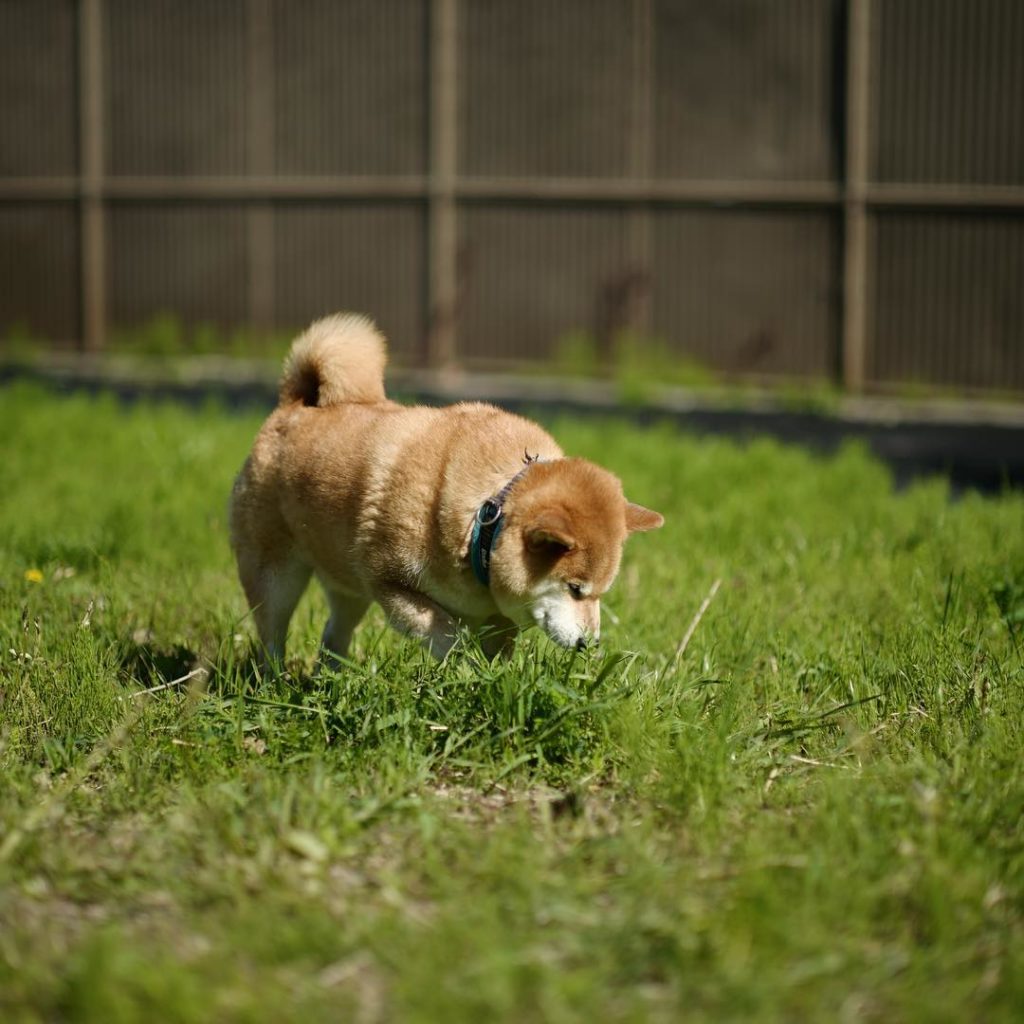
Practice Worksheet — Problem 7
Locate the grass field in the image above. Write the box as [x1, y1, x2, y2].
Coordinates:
[1, 382, 1022, 1022]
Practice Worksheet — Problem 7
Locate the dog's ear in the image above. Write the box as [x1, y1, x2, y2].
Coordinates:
[625, 502, 664, 533]
[524, 511, 576, 553]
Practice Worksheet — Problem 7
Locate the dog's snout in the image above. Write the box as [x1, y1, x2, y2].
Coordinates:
[575, 636, 587, 651]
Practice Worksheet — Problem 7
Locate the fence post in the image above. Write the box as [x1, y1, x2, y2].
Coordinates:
[625, 0, 653, 348]
[79, 0, 106, 352]
[426, 0, 458, 369]
[246, 0, 276, 338]
[842, 0, 872, 392]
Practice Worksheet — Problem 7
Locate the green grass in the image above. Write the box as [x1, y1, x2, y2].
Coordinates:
[1, 382, 1022, 1022]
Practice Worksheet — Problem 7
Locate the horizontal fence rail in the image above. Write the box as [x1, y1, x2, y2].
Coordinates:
[1, 0, 1022, 393]
[7, 176, 1024, 211]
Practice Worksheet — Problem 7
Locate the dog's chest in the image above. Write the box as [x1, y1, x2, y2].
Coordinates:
[421, 564, 496, 624]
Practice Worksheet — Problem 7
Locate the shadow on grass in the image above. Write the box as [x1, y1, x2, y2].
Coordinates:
[118, 636, 203, 690]
[189, 631, 640, 781]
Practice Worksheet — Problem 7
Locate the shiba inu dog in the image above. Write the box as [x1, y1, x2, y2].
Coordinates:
[230, 314, 663, 667]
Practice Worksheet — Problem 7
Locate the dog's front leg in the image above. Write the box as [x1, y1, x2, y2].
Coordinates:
[479, 615, 518, 660]
[373, 585, 460, 659]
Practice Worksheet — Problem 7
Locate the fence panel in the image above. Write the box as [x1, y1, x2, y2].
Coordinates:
[459, 0, 634, 179]
[107, 205, 249, 331]
[869, 212, 1024, 391]
[458, 206, 629, 364]
[0, 0, 78, 178]
[867, 0, 1024, 393]
[273, 0, 428, 176]
[653, 209, 839, 377]
[0, 1, 79, 344]
[654, 0, 839, 181]
[273, 202, 425, 361]
[106, 0, 249, 176]
[872, 0, 1024, 186]
[0, 204, 80, 342]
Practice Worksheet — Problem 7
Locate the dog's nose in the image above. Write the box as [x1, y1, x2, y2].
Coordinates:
[575, 636, 588, 651]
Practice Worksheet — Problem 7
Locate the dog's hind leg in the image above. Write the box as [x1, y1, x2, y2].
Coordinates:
[319, 587, 370, 667]
[239, 555, 312, 672]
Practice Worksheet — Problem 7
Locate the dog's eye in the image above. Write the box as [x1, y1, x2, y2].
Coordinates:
[567, 582, 584, 599]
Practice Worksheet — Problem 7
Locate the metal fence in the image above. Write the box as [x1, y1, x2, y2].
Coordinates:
[1, 0, 1022, 392]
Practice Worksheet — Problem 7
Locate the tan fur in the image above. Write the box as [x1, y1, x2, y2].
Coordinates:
[230, 314, 664, 665]
[279, 313, 387, 407]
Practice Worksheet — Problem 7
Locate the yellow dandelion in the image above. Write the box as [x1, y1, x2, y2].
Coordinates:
[24, 569, 44, 584]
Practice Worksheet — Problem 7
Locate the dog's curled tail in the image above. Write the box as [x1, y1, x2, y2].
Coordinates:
[279, 313, 388, 407]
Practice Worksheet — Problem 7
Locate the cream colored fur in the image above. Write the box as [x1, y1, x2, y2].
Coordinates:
[230, 314, 663, 667]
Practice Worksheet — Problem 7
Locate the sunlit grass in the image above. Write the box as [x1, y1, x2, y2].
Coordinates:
[1, 382, 1022, 1021]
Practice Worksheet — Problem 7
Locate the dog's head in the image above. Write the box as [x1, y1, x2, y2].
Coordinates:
[490, 459, 663, 649]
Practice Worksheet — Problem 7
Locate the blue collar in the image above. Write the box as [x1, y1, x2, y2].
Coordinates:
[469, 452, 542, 586]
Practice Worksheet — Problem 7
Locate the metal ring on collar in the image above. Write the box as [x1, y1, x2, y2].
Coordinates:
[475, 501, 502, 527]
